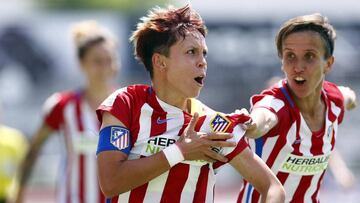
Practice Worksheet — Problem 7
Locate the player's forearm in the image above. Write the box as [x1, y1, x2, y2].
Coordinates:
[18, 146, 40, 187]
[260, 184, 286, 203]
[97, 151, 171, 197]
[246, 108, 277, 139]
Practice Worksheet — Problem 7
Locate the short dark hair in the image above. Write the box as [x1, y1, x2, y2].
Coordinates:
[276, 13, 336, 59]
[130, 4, 207, 78]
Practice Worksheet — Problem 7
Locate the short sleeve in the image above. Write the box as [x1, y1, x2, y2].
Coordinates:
[43, 92, 72, 130]
[96, 87, 133, 128]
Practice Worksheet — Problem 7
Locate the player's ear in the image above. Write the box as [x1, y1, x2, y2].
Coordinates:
[152, 53, 166, 72]
[324, 56, 334, 74]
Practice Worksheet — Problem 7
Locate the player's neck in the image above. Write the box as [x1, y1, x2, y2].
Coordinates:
[85, 83, 113, 110]
[152, 85, 188, 112]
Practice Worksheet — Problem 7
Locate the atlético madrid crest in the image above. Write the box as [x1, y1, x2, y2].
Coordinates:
[110, 127, 130, 150]
[210, 113, 231, 132]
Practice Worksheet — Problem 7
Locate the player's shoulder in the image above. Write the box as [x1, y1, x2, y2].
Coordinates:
[323, 81, 344, 105]
[42, 89, 80, 112]
[112, 84, 151, 98]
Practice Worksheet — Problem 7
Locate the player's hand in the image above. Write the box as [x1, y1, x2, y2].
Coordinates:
[338, 86, 357, 110]
[177, 113, 236, 163]
[232, 108, 256, 131]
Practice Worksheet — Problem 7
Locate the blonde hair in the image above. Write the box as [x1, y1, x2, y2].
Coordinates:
[70, 20, 117, 59]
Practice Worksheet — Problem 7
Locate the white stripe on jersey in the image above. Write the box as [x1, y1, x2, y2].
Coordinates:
[180, 165, 201, 202]
[64, 102, 80, 203]
[81, 101, 99, 203]
[205, 166, 216, 203]
[143, 171, 170, 202]
[253, 95, 284, 112]
[136, 103, 153, 144]
[271, 122, 297, 173]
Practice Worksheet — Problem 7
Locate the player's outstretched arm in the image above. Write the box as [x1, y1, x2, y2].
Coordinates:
[244, 108, 278, 139]
[15, 124, 54, 203]
[230, 148, 285, 203]
[97, 112, 236, 197]
[338, 86, 357, 110]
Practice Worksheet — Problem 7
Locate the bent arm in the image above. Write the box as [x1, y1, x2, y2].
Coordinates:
[97, 113, 171, 197]
[98, 112, 236, 197]
[245, 108, 278, 139]
[230, 147, 285, 203]
[16, 124, 54, 203]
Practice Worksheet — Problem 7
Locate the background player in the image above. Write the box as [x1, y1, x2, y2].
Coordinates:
[16, 20, 120, 203]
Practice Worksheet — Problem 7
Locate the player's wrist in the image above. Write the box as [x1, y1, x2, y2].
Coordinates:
[163, 143, 185, 167]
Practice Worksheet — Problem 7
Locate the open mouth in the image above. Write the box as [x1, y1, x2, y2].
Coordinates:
[194, 76, 205, 85]
[294, 76, 306, 85]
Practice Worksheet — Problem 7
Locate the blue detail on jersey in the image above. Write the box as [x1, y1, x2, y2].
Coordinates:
[156, 117, 173, 124]
[245, 137, 264, 203]
[280, 86, 295, 108]
[106, 198, 112, 203]
[97, 126, 131, 155]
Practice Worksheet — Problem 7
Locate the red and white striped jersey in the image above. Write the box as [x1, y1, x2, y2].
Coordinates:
[237, 80, 345, 203]
[97, 84, 251, 203]
[43, 90, 117, 203]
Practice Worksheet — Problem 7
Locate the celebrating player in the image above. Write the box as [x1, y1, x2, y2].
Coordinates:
[238, 13, 357, 203]
[96, 4, 285, 203]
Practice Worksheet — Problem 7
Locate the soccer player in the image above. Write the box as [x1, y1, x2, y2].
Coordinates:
[0, 123, 28, 203]
[16, 21, 120, 203]
[237, 13, 357, 203]
[96, 4, 285, 203]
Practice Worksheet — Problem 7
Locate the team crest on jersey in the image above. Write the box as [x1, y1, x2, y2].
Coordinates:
[210, 113, 231, 132]
[110, 127, 130, 150]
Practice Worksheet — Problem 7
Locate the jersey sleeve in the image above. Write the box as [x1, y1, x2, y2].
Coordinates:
[195, 112, 251, 164]
[42, 92, 72, 130]
[250, 93, 285, 116]
[96, 87, 133, 128]
[323, 81, 345, 124]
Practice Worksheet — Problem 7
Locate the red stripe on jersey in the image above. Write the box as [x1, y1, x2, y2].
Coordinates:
[178, 112, 192, 136]
[99, 185, 105, 203]
[266, 134, 287, 168]
[277, 171, 290, 185]
[194, 116, 206, 131]
[75, 94, 84, 131]
[330, 129, 335, 150]
[213, 138, 249, 169]
[236, 180, 247, 203]
[150, 112, 167, 137]
[292, 112, 302, 156]
[128, 183, 148, 203]
[192, 165, 210, 203]
[290, 175, 313, 203]
[251, 190, 260, 203]
[311, 171, 325, 203]
[311, 127, 325, 155]
[160, 163, 190, 202]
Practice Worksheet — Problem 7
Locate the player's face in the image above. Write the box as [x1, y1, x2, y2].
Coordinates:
[81, 41, 119, 85]
[281, 31, 333, 99]
[163, 31, 208, 99]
